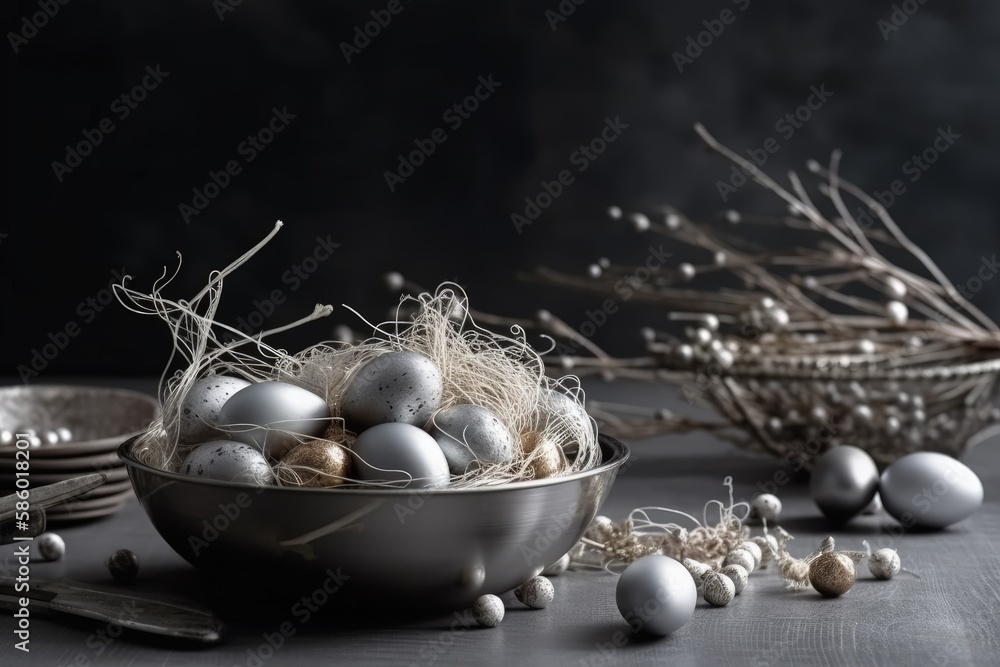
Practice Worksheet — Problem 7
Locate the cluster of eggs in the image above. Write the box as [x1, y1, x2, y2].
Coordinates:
[810, 445, 983, 529]
[176, 351, 584, 489]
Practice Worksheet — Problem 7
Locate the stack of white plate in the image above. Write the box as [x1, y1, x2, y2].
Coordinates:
[0, 385, 160, 522]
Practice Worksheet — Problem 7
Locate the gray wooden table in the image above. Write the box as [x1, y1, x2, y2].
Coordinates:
[2, 378, 998, 666]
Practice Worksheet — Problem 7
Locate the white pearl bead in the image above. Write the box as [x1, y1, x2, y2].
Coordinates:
[886, 300, 909, 326]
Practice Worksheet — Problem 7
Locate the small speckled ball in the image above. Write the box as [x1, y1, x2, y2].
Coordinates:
[720, 564, 749, 595]
[702, 571, 735, 606]
[181, 441, 273, 486]
[106, 549, 139, 583]
[472, 594, 505, 627]
[37, 532, 65, 561]
[752, 494, 782, 523]
[278, 440, 352, 487]
[543, 553, 570, 576]
[739, 541, 762, 569]
[724, 548, 755, 574]
[868, 548, 901, 580]
[682, 558, 712, 586]
[515, 576, 554, 609]
[520, 432, 564, 479]
[809, 552, 856, 597]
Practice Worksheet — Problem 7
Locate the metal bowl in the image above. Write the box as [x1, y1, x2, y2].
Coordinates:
[119, 434, 628, 612]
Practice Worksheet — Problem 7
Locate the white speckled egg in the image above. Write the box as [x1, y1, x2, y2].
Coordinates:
[880, 452, 983, 529]
[352, 422, 449, 489]
[616, 555, 697, 636]
[181, 441, 273, 485]
[216, 381, 330, 459]
[341, 351, 443, 431]
[543, 389, 596, 443]
[810, 445, 879, 523]
[428, 404, 514, 475]
[178, 375, 251, 444]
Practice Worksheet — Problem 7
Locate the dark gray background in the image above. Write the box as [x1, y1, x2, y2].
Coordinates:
[6, 0, 1000, 378]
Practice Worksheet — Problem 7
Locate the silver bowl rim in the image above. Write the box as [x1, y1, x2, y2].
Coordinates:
[118, 433, 629, 496]
[0, 384, 161, 447]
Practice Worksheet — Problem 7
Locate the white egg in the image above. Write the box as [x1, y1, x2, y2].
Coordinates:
[427, 404, 514, 475]
[880, 452, 983, 529]
[178, 375, 251, 444]
[543, 389, 596, 445]
[352, 422, 450, 489]
[181, 441, 273, 485]
[217, 381, 330, 459]
[341, 351, 443, 431]
[616, 555, 697, 636]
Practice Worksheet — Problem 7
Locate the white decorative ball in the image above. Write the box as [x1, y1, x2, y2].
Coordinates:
[615, 555, 697, 636]
[472, 594, 504, 627]
[868, 548, 901, 580]
[724, 548, 756, 574]
[720, 564, 749, 595]
[702, 571, 736, 606]
[752, 493, 782, 523]
[515, 576, 554, 609]
[38, 532, 66, 561]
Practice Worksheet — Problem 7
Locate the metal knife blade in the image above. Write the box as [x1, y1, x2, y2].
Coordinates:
[0, 576, 223, 643]
[0, 473, 107, 521]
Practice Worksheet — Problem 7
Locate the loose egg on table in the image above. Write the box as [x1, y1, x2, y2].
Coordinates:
[351, 422, 450, 489]
[879, 451, 983, 529]
[216, 380, 331, 459]
[427, 404, 514, 475]
[178, 375, 251, 444]
[181, 441, 273, 485]
[810, 445, 879, 523]
[616, 555, 697, 636]
[341, 351, 443, 431]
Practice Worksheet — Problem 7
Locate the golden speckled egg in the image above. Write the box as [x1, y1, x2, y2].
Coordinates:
[521, 431, 564, 479]
[278, 440, 352, 487]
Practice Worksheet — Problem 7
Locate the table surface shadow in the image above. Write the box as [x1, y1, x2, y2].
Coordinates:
[1, 376, 998, 667]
